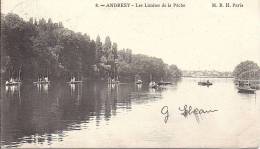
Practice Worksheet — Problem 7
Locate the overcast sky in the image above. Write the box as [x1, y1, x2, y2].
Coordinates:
[2, 0, 260, 71]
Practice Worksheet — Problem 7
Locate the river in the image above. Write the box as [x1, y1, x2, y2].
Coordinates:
[1, 78, 260, 148]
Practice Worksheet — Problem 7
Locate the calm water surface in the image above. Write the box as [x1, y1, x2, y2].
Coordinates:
[1, 78, 260, 148]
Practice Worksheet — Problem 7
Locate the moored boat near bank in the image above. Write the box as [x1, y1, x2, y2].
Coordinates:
[135, 79, 143, 84]
[237, 86, 256, 94]
[5, 67, 22, 86]
[5, 78, 21, 86]
[67, 77, 83, 84]
[236, 80, 257, 94]
[33, 77, 50, 84]
[157, 81, 173, 86]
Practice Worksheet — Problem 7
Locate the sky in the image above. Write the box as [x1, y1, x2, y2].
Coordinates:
[2, 0, 260, 71]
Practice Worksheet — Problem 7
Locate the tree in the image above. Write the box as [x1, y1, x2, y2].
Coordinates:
[112, 42, 118, 59]
[117, 50, 182, 82]
[103, 36, 111, 58]
[168, 64, 182, 78]
[233, 60, 260, 79]
[95, 35, 102, 63]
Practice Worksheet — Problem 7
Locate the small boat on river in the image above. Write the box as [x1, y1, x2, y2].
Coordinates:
[235, 69, 259, 93]
[108, 76, 120, 84]
[67, 77, 83, 84]
[237, 85, 256, 94]
[33, 77, 50, 84]
[6, 67, 22, 86]
[236, 81, 256, 94]
[198, 80, 213, 86]
[5, 78, 21, 86]
[111, 79, 120, 84]
[149, 81, 158, 88]
[34, 69, 50, 84]
[135, 79, 143, 85]
[157, 81, 172, 86]
[134, 74, 142, 85]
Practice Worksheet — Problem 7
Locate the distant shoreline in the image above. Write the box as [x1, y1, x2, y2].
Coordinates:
[182, 76, 234, 78]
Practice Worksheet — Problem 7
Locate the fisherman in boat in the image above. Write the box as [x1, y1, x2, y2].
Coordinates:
[149, 81, 156, 87]
[71, 77, 75, 82]
[136, 79, 143, 84]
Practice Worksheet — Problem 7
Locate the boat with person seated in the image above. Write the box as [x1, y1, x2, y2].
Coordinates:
[67, 77, 83, 84]
[198, 80, 213, 86]
[134, 74, 143, 85]
[5, 78, 21, 86]
[111, 79, 120, 84]
[33, 77, 50, 84]
[6, 67, 22, 86]
[135, 79, 143, 84]
[149, 81, 158, 89]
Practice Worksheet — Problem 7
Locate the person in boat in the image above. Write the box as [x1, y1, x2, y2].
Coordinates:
[149, 81, 156, 87]
[71, 77, 75, 82]
[136, 80, 142, 84]
[44, 77, 48, 82]
[207, 80, 209, 83]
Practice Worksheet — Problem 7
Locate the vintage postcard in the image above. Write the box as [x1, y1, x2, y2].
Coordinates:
[1, 0, 260, 148]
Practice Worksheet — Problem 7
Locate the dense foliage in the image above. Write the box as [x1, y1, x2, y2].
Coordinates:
[233, 60, 260, 80]
[1, 13, 182, 82]
[118, 50, 182, 81]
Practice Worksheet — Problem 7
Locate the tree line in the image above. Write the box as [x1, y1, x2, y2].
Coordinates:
[1, 13, 182, 82]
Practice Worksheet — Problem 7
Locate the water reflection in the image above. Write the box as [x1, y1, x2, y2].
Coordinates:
[5, 85, 20, 95]
[69, 83, 76, 93]
[1, 81, 168, 148]
[149, 88, 156, 93]
[2, 78, 259, 148]
[68, 83, 82, 106]
[5, 85, 21, 105]
[35, 84, 49, 94]
[136, 84, 142, 91]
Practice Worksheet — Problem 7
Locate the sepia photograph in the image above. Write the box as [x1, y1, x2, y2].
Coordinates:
[1, 0, 260, 148]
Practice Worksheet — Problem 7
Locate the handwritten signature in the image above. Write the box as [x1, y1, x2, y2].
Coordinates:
[161, 106, 170, 123]
[161, 105, 218, 123]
